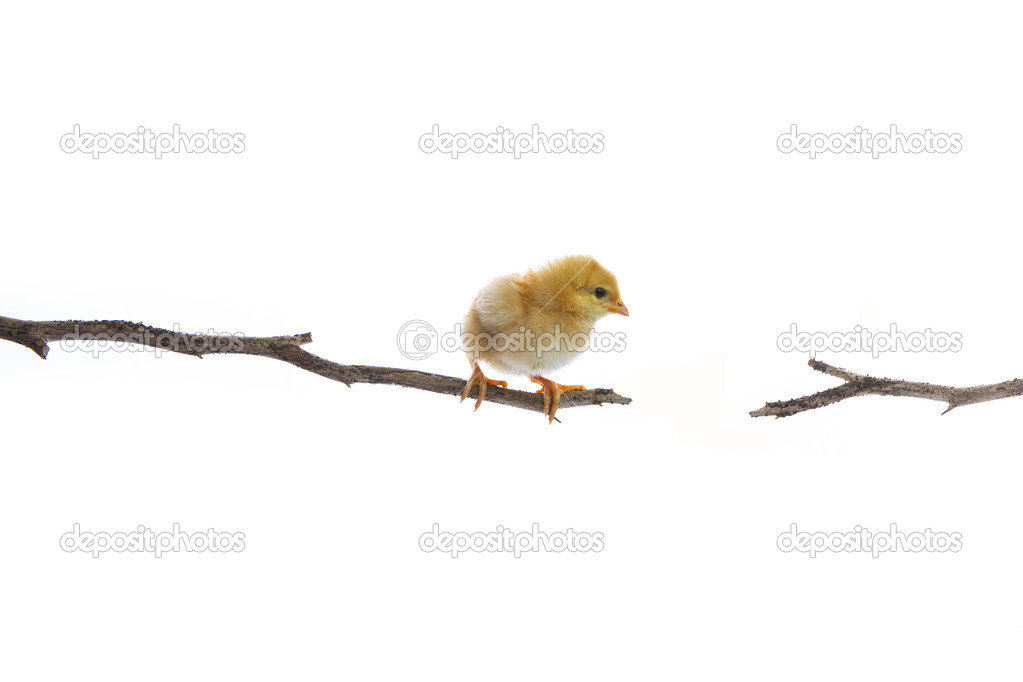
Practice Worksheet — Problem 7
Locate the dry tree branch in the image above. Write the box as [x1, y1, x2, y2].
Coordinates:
[751, 358, 1023, 418]
[0, 315, 631, 417]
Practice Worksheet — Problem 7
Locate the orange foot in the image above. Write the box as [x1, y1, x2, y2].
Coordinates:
[460, 363, 508, 411]
[530, 375, 586, 424]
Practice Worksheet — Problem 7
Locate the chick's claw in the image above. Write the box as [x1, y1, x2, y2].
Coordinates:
[530, 376, 586, 424]
[460, 364, 508, 411]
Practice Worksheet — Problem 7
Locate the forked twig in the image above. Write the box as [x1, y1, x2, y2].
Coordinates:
[751, 358, 1023, 418]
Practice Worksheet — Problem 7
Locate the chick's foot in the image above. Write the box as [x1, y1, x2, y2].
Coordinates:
[529, 375, 586, 424]
[460, 364, 508, 411]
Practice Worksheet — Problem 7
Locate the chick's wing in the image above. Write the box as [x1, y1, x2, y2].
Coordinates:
[473, 274, 529, 334]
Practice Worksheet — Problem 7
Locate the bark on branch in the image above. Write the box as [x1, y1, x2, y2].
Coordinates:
[751, 358, 1023, 418]
[0, 315, 631, 417]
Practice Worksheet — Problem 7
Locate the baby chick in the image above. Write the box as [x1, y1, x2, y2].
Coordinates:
[460, 255, 629, 423]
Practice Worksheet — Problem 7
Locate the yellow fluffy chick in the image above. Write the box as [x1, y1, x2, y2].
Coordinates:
[460, 255, 629, 423]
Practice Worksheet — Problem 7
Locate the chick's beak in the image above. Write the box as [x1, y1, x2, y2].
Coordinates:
[607, 301, 630, 317]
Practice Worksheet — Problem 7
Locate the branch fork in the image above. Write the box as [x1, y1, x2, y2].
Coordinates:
[751, 358, 1023, 418]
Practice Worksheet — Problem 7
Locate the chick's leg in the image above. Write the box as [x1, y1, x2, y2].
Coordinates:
[529, 375, 586, 424]
[460, 362, 508, 411]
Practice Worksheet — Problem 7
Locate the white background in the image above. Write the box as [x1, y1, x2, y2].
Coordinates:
[2, 1, 1021, 679]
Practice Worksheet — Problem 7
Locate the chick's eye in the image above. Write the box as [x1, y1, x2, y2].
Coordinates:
[594, 287, 607, 299]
